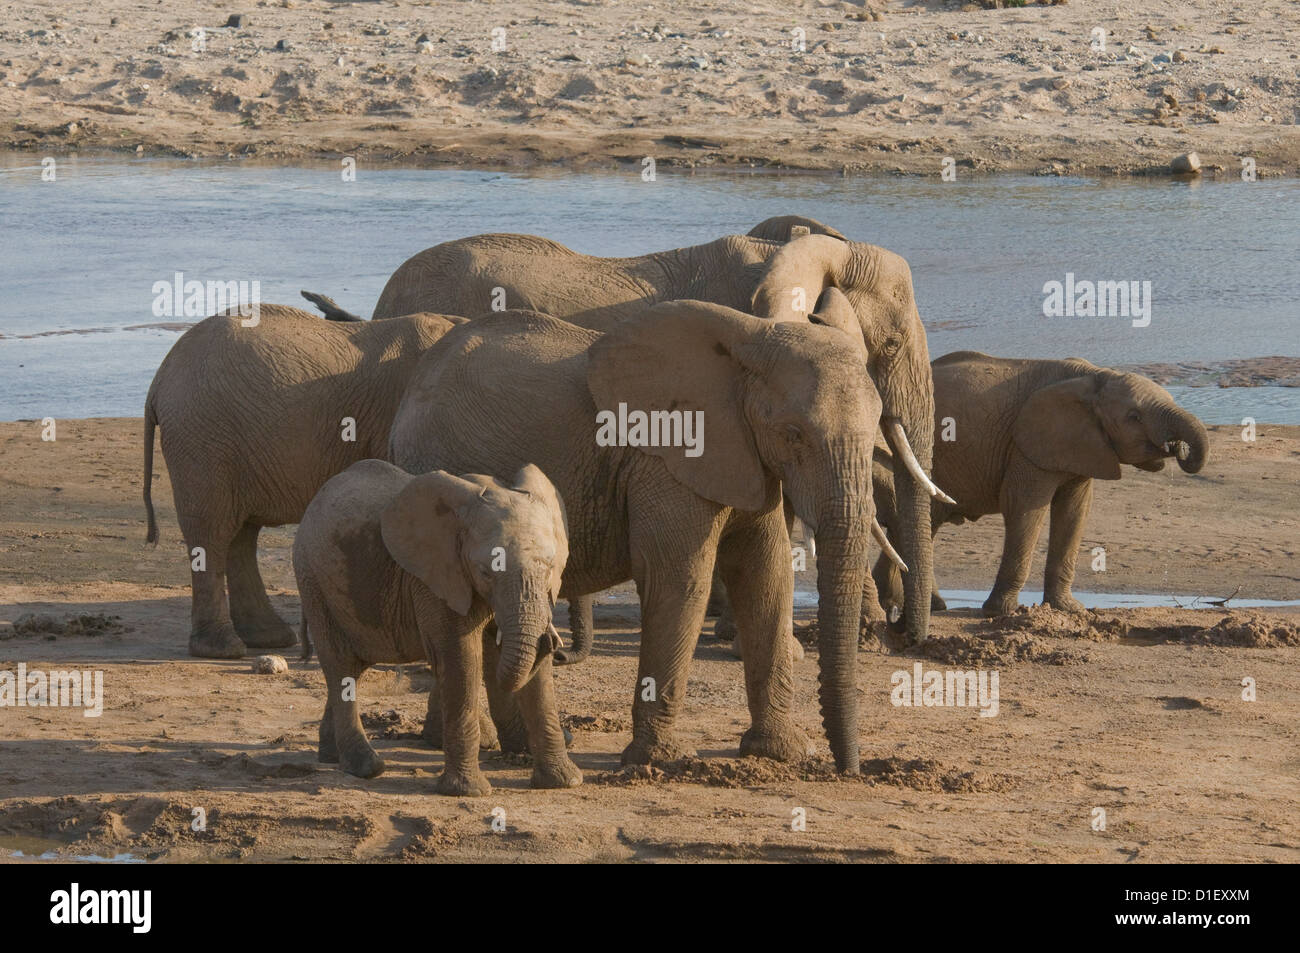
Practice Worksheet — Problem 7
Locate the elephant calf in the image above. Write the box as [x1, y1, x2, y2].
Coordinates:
[873, 352, 1210, 618]
[294, 460, 580, 796]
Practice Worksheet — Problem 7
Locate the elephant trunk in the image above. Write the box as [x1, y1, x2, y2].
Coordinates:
[494, 582, 553, 693]
[813, 492, 870, 775]
[1154, 403, 1210, 474]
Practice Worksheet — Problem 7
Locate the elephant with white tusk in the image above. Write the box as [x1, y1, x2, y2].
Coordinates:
[871, 352, 1211, 619]
[369, 217, 946, 647]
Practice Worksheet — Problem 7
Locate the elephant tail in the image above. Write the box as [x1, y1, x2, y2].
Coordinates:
[143, 389, 159, 545]
[300, 290, 364, 322]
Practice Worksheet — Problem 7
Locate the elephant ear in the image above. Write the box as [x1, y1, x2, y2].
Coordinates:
[1012, 377, 1121, 480]
[586, 300, 768, 512]
[750, 234, 855, 322]
[512, 463, 569, 603]
[380, 471, 483, 615]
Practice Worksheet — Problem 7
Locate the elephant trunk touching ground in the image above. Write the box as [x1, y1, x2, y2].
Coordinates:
[787, 432, 874, 774]
[811, 489, 872, 774]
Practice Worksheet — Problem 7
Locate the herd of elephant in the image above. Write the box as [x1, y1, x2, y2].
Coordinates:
[142, 214, 1210, 792]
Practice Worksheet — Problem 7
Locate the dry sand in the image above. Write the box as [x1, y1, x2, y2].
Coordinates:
[3, 0, 1297, 176]
[0, 418, 1297, 862]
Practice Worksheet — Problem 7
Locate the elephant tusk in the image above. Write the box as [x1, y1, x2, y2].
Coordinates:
[549, 622, 564, 651]
[495, 628, 503, 647]
[872, 517, 908, 574]
[884, 418, 956, 506]
[792, 516, 816, 559]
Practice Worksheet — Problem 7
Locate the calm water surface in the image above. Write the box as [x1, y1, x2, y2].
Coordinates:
[2, 155, 1296, 421]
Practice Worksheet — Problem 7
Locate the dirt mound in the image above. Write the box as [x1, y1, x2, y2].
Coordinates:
[1183, 614, 1300, 647]
[976, 605, 1129, 642]
[592, 755, 1017, 793]
[562, 712, 631, 733]
[4, 612, 129, 639]
[922, 632, 1089, 666]
[362, 708, 424, 739]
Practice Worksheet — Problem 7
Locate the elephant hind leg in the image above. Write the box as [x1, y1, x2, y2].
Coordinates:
[228, 522, 297, 648]
[176, 506, 245, 659]
[315, 628, 383, 779]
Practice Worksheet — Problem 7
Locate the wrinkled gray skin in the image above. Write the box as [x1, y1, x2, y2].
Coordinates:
[371, 216, 938, 651]
[390, 298, 882, 774]
[294, 459, 580, 796]
[872, 352, 1211, 618]
[143, 305, 464, 659]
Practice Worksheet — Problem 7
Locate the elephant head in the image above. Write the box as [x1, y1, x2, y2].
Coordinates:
[1013, 367, 1210, 479]
[380, 466, 569, 693]
[748, 233, 945, 644]
[587, 298, 880, 773]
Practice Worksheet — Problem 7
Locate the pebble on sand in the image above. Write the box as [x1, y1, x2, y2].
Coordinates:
[1170, 152, 1201, 174]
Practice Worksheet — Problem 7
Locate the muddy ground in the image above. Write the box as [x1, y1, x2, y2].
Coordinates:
[0, 418, 1297, 862]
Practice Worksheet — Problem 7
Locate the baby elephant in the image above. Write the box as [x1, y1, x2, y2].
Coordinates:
[294, 459, 581, 796]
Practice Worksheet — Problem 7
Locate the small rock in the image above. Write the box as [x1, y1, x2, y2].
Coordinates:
[1170, 152, 1201, 174]
[224, 14, 247, 28]
[274, 39, 291, 51]
[1051, 77, 1071, 90]
[253, 654, 289, 675]
[417, 41, 433, 54]
[1172, 50, 1188, 63]
[1152, 53, 1172, 64]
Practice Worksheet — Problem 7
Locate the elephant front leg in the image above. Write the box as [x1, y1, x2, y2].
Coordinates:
[716, 514, 811, 763]
[421, 675, 498, 751]
[985, 502, 1049, 617]
[485, 637, 580, 789]
[1043, 478, 1092, 614]
[434, 623, 491, 797]
[228, 522, 297, 649]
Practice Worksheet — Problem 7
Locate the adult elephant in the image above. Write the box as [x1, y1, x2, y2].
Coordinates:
[143, 305, 464, 658]
[390, 294, 883, 774]
[372, 223, 945, 645]
[871, 352, 1210, 617]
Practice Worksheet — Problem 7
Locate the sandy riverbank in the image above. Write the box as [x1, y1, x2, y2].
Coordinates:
[0, 417, 1296, 862]
[3, 0, 1297, 176]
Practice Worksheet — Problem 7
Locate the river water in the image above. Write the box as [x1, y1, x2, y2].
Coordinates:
[2, 154, 1296, 421]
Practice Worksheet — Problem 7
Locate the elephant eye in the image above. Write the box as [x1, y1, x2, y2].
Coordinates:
[785, 424, 805, 447]
[1127, 409, 1141, 423]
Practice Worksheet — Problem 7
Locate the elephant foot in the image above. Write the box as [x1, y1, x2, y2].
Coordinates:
[1046, 593, 1085, 614]
[531, 757, 583, 790]
[982, 593, 1021, 617]
[621, 733, 695, 766]
[932, 592, 948, 612]
[436, 769, 491, 797]
[339, 744, 385, 779]
[189, 624, 247, 659]
[739, 722, 812, 763]
[236, 618, 298, 649]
